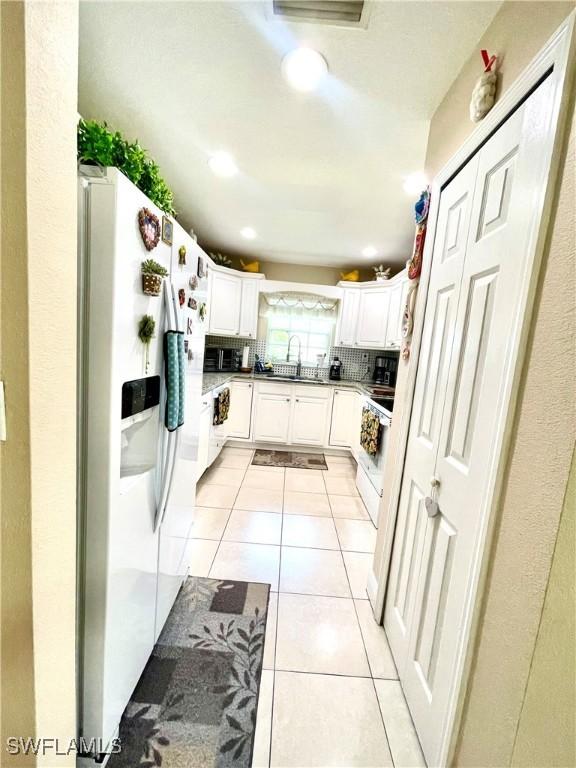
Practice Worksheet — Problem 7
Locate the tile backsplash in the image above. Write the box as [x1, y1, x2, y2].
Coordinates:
[205, 335, 397, 383]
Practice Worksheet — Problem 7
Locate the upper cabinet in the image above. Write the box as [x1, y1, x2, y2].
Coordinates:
[208, 263, 262, 338]
[337, 270, 408, 350]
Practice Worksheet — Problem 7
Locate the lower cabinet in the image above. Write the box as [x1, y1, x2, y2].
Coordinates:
[329, 389, 360, 448]
[253, 386, 292, 443]
[291, 390, 331, 446]
[226, 381, 253, 440]
[197, 396, 212, 479]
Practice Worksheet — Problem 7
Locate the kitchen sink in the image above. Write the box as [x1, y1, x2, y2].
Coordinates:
[262, 374, 327, 385]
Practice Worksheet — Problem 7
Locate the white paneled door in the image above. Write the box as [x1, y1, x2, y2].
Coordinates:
[384, 77, 554, 766]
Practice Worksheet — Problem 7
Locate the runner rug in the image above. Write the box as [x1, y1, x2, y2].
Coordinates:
[108, 577, 269, 768]
[252, 448, 328, 470]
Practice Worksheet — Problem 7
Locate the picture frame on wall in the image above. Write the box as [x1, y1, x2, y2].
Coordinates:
[161, 216, 173, 246]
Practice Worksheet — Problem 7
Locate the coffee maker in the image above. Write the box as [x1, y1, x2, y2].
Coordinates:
[373, 355, 398, 387]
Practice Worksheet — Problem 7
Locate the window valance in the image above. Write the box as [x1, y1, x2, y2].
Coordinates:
[260, 292, 339, 321]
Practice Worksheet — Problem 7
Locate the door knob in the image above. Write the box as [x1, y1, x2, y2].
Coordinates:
[430, 476, 440, 488]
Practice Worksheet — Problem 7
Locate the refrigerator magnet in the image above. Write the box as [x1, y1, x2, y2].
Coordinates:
[178, 288, 185, 306]
[178, 245, 187, 266]
[183, 339, 189, 352]
[189, 275, 198, 290]
[187, 317, 193, 334]
[198, 302, 207, 321]
[161, 216, 173, 245]
[197, 257, 205, 278]
[188, 297, 197, 310]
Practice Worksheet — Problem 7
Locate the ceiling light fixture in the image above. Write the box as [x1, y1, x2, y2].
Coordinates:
[241, 227, 257, 240]
[403, 171, 428, 196]
[362, 246, 377, 258]
[208, 151, 238, 178]
[282, 47, 328, 92]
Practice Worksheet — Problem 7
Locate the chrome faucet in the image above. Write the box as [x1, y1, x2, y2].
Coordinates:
[287, 335, 302, 377]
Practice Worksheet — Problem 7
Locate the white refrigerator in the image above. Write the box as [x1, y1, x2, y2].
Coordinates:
[77, 167, 209, 761]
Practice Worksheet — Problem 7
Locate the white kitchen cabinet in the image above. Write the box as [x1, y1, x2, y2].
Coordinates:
[253, 387, 292, 443]
[226, 381, 253, 440]
[356, 288, 390, 348]
[208, 270, 241, 337]
[385, 281, 403, 349]
[329, 389, 359, 448]
[290, 388, 332, 446]
[239, 280, 259, 339]
[337, 289, 360, 346]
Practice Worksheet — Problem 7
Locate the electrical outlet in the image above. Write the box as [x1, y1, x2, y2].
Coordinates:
[361, 352, 369, 363]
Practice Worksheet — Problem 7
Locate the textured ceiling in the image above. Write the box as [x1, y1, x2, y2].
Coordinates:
[79, 0, 501, 268]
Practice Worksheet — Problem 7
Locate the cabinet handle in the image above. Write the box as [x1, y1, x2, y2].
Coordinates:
[295, 398, 299, 402]
[248, 384, 252, 388]
[286, 398, 290, 402]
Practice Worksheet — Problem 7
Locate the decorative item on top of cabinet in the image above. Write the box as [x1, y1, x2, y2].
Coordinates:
[240, 259, 260, 273]
[141, 258, 168, 296]
[373, 265, 391, 281]
[210, 252, 233, 268]
[340, 269, 359, 282]
[138, 207, 161, 251]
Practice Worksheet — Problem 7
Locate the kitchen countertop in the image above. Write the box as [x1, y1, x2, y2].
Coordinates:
[202, 371, 394, 398]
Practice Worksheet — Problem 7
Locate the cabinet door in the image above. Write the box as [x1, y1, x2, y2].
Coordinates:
[356, 288, 390, 348]
[337, 289, 360, 346]
[253, 392, 291, 443]
[291, 394, 331, 446]
[239, 280, 259, 339]
[197, 402, 212, 480]
[329, 389, 358, 447]
[226, 381, 253, 440]
[385, 282, 403, 349]
[208, 271, 241, 336]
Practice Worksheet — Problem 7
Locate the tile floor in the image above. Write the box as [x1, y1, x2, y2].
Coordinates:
[190, 446, 426, 768]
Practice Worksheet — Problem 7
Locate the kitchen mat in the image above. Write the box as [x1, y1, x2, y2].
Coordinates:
[107, 577, 269, 768]
[252, 449, 328, 470]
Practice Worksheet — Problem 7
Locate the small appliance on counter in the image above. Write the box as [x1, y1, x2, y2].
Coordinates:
[203, 346, 241, 372]
[373, 353, 398, 386]
[329, 356, 342, 380]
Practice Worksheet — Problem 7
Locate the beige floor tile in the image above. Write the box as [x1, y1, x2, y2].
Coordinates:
[284, 469, 326, 494]
[354, 600, 398, 680]
[252, 669, 273, 767]
[335, 518, 377, 552]
[263, 592, 277, 671]
[281, 515, 339, 550]
[196, 483, 239, 509]
[243, 468, 285, 491]
[329, 494, 370, 520]
[279, 547, 350, 597]
[223, 509, 282, 545]
[213, 452, 252, 470]
[324, 475, 359, 496]
[323, 464, 357, 478]
[375, 680, 426, 767]
[209, 542, 280, 589]
[283, 491, 331, 517]
[188, 539, 219, 577]
[234, 487, 283, 514]
[221, 447, 253, 457]
[271, 671, 393, 767]
[202, 466, 245, 487]
[276, 593, 370, 676]
[189, 507, 231, 540]
[343, 551, 372, 599]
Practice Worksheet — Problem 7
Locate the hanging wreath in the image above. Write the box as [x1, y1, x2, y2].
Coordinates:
[138, 207, 161, 251]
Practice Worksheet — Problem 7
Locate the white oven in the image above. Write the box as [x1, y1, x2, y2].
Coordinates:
[356, 397, 392, 525]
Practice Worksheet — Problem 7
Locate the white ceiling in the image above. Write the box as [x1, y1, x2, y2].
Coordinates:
[78, 1, 501, 268]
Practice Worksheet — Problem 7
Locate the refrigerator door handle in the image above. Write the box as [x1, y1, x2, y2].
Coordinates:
[157, 427, 180, 530]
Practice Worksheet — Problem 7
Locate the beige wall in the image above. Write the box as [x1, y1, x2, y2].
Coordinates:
[1, 2, 79, 766]
[373, 3, 575, 767]
[511, 447, 576, 768]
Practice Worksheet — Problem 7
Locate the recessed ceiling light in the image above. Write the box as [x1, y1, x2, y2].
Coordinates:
[241, 227, 257, 240]
[282, 47, 328, 92]
[403, 172, 428, 196]
[362, 246, 377, 258]
[208, 152, 238, 178]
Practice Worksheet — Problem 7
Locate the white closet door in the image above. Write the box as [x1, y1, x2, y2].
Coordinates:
[384, 154, 479, 666]
[384, 77, 554, 767]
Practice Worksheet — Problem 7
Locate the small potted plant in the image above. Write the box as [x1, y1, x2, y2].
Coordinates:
[141, 258, 168, 296]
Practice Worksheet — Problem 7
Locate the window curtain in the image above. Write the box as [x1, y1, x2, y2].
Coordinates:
[260, 292, 339, 322]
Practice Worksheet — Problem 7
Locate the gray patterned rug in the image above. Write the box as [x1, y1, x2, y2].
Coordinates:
[252, 449, 328, 470]
[108, 577, 269, 768]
